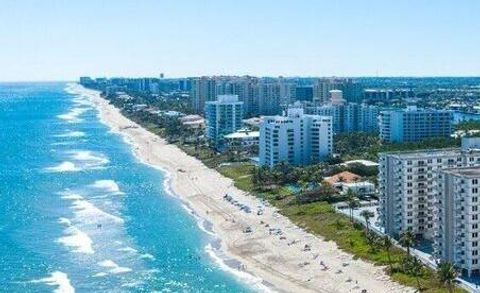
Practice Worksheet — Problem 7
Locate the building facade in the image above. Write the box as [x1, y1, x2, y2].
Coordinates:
[378, 138, 480, 239]
[205, 95, 243, 149]
[259, 106, 333, 167]
[308, 103, 380, 134]
[313, 78, 362, 103]
[379, 107, 453, 142]
[257, 82, 282, 116]
[434, 167, 480, 276]
[191, 77, 217, 113]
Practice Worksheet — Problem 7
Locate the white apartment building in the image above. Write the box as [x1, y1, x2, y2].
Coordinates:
[378, 137, 480, 239]
[224, 128, 259, 151]
[259, 106, 333, 167]
[434, 167, 480, 276]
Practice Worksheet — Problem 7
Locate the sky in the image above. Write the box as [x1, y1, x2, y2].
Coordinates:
[0, 0, 479, 81]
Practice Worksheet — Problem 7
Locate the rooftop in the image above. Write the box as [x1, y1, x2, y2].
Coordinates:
[242, 117, 264, 126]
[180, 114, 203, 122]
[325, 171, 362, 185]
[380, 147, 461, 159]
[224, 129, 259, 139]
[342, 159, 379, 167]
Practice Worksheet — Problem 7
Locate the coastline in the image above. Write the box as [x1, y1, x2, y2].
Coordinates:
[71, 83, 413, 293]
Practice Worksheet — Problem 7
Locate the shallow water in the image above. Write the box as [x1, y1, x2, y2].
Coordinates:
[0, 82, 251, 292]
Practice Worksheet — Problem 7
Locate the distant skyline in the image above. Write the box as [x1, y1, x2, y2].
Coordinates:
[1, 0, 479, 81]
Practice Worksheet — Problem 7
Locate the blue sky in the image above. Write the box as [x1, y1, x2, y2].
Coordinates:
[1, 0, 479, 81]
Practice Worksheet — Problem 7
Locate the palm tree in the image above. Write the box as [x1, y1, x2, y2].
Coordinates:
[382, 235, 394, 273]
[275, 161, 289, 183]
[436, 261, 459, 293]
[360, 210, 374, 233]
[399, 228, 415, 255]
[346, 190, 359, 223]
[366, 231, 380, 253]
[408, 256, 423, 291]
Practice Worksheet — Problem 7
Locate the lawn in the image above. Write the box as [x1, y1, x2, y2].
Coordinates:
[217, 163, 255, 192]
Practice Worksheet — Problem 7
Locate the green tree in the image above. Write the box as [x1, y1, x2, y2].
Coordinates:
[399, 228, 415, 255]
[436, 261, 459, 293]
[382, 235, 394, 273]
[346, 190, 359, 223]
[360, 210, 374, 233]
[407, 256, 424, 291]
[365, 231, 380, 253]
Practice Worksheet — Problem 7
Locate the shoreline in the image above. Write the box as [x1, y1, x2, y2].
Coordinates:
[70, 83, 413, 293]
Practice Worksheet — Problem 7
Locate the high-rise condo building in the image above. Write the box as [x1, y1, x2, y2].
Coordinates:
[379, 107, 453, 142]
[295, 86, 314, 102]
[359, 104, 381, 133]
[257, 82, 282, 116]
[378, 138, 480, 239]
[259, 105, 333, 167]
[363, 89, 414, 103]
[191, 77, 217, 113]
[307, 103, 380, 134]
[205, 95, 243, 149]
[215, 76, 259, 117]
[434, 167, 480, 276]
[329, 90, 346, 105]
[313, 78, 362, 103]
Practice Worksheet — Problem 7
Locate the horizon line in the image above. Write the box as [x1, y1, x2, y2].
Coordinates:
[2, 75, 480, 83]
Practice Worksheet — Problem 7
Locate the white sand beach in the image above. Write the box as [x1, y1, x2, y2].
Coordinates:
[73, 84, 413, 293]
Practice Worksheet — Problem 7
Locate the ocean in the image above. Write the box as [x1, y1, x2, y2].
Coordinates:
[0, 82, 251, 292]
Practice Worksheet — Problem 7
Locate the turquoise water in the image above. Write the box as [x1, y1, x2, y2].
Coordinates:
[0, 82, 251, 292]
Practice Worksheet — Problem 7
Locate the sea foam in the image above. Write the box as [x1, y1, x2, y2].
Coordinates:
[56, 225, 94, 254]
[59, 191, 124, 224]
[31, 271, 75, 293]
[67, 150, 109, 169]
[98, 260, 132, 274]
[45, 151, 109, 173]
[57, 107, 90, 123]
[45, 161, 79, 173]
[204, 243, 271, 293]
[54, 131, 86, 138]
[90, 180, 124, 195]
